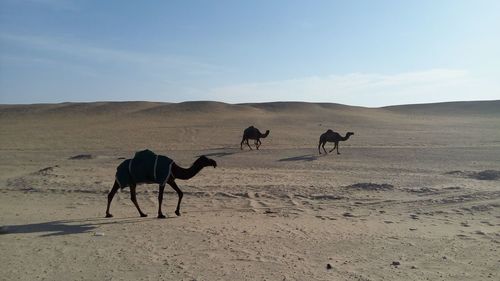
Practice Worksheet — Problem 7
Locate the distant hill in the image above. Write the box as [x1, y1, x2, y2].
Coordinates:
[1, 100, 498, 151]
[0, 100, 498, 117]
[382, 100, 500, 116]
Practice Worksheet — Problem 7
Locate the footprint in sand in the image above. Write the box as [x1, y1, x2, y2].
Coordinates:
[316, 215, 337, 221]
[480, 221, 494, 226]
[245, 192, 268, 212]
[343, 212, 355, 217]
[456, 234, 475, 240]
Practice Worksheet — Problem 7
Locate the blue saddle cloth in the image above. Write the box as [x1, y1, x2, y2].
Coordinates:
[115, 149, 173, 188]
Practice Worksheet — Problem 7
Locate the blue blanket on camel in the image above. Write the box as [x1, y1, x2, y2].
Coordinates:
[115, 149, 173, 189]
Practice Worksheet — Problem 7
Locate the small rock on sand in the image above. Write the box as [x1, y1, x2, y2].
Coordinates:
[391, 261, 401, 266]
[326, 263, 332, 270]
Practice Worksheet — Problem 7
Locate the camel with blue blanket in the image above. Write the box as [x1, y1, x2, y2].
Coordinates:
[105, 149, 217, 218]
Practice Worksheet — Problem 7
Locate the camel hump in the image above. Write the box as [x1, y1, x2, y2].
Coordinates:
[134, 149, 157, 160]
[244, 126, 256, 134]
[116, 149, 173, 188]
[327, 129, 333, 133]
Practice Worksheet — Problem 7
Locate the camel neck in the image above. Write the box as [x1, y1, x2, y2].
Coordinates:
[341, 134, 351, 141]
[172, 159, 204, 180]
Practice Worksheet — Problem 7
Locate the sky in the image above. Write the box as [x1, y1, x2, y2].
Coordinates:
[0, 0, 499, 106]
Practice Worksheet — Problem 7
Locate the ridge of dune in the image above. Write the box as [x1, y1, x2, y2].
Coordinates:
[1, 100, 498, 117]
[382, 100, 500, 116]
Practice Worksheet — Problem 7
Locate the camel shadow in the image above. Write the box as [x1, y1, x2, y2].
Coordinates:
[278, 154, 318, 162]
[0, 217, 169, 237]
[198, 151, 235, 158]
[0, 220, 97, 237]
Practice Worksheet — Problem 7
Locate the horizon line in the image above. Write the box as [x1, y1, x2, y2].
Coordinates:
[0, 98, 499, 109]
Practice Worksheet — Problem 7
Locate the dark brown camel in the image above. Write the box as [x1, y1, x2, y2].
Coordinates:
[240, 126, 270, 150]
[318, 130, 354, 155]
[105, 155, 217, 219]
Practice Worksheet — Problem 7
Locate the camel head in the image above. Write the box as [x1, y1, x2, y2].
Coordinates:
[197, 155, 217, 168]
[262, 130, 270, 138]
[346, 132, 355, 137]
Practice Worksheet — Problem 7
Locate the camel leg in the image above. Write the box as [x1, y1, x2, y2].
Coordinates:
[246, 139, 253, 150]
[157, 184, 166, 219]
[255, 139, 260, 150]
[329, 143, 337, 153]
[240, 138, 246, 150]
[322, 142, 328, 154]
[336, 142, 341, 154]
[168, 179, 183, 216]
[256, 139, 261, 150]
[130, 184, 147, 217]
[105, 181, 120, 218]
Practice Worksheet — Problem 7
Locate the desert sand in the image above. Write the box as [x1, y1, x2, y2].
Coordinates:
[0, 100, 499, 281]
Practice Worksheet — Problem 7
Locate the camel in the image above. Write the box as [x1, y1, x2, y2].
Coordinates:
[240, 126, 270, 150]
[105, 150, 217, 219]
[318, 130, 354, 155]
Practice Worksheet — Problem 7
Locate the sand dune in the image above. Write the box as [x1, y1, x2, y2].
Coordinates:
[1, 100, 499, 280]
[383, 100, 500, 116]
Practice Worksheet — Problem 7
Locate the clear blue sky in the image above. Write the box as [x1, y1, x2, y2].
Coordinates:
[1, 0, 499, 106]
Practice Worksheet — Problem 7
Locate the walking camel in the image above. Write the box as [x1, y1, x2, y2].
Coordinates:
[105, 150, 217, 219]
[240, 126, 270, 150]
[318, 130, 354, 155]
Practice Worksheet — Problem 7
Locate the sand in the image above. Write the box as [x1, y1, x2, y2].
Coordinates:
[0, 100, 499, 281]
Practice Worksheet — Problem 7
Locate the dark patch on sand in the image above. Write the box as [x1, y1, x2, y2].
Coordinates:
[35, 165, 58, 175]
[198, 152, 235, 158]
[404, 187, 438, 193]
[346, 183, 394, 191]
[310, 194, 343, 200]
[69, 154, 92, 160]
[445, 170, 500, 181]
[470, 170, 500, 180]
[278, 154, 318, 162]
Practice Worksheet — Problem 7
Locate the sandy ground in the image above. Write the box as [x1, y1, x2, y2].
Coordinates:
[0, 101, 499, 281]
